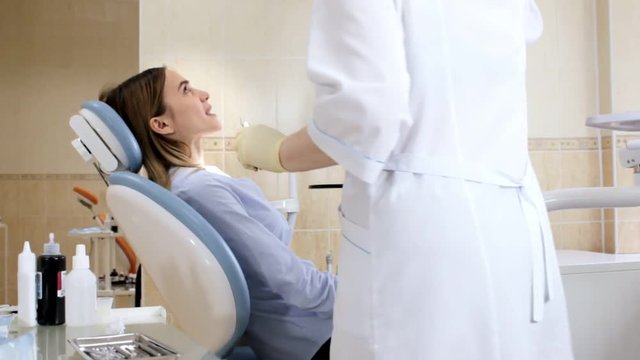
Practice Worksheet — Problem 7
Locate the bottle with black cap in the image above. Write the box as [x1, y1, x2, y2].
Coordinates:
[36, 232, 66, 325]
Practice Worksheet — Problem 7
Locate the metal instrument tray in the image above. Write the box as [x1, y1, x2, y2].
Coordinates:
[69, 332, 180, 359]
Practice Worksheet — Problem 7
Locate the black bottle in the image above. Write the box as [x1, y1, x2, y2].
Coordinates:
[36, 233, 66, 325]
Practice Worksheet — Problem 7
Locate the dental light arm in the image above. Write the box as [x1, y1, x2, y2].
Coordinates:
[545, 187, 640, 212]
[544, 112, 640, 212]
[585, 112, 640, 132]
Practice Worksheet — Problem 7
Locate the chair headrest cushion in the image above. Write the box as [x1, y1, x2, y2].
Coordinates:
[82, 100, 143, 173]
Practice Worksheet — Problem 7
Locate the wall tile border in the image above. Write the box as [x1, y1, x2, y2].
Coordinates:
[5, 136, 640, 180]
[203, 135, 640, 152]
[0, 174, 101, 181]
[203, 137, 232, 151]
[524, 135, 639, 152]
[528, 137, 600, 151]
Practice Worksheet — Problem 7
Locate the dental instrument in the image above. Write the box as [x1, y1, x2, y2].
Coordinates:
[325, 250, 333, 273]
[238, 119, 259, 173]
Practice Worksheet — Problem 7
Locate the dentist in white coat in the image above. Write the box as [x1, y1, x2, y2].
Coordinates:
[236, 0, 574, 359]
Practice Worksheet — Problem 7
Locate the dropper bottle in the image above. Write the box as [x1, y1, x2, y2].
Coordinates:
[65, 244, 96, 327]
[37, 233, 66, 325]
[17, 241, 37, 327]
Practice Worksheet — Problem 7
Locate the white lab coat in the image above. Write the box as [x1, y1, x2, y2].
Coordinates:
[306, 0, 574, 359]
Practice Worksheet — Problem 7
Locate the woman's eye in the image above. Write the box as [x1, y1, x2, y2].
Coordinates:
[183, 85, 191, 94]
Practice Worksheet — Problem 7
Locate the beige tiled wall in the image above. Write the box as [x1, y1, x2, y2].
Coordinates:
[530, 138, 604, 252]
[610, 0, 640, 113]
[0, 0, 139, 305]
[527, 0, 600, 139]
[0, 0, 139, 174]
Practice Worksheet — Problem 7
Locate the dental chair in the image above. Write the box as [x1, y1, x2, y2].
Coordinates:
[69, 100, 257, 359]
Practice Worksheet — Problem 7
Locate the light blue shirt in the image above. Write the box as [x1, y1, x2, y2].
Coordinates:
[171, 167, 335, 360]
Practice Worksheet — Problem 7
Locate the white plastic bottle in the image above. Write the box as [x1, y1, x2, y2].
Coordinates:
[65, 244, 97, 327]
[17, 241, 37, 327]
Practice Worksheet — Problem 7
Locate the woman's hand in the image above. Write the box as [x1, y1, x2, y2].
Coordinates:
[235, 124, 287, 172]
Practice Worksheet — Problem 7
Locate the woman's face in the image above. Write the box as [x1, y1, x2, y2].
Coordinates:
[154, 69, 221, 143]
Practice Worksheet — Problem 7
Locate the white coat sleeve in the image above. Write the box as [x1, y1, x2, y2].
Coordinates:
[306, 0, 411, 184]
[524, 0, 543, 44]
[177, 176, 336, 314]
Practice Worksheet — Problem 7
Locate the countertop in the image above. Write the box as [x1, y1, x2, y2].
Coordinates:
[557, 249, 640, 275]
[1, 307, 218, 359]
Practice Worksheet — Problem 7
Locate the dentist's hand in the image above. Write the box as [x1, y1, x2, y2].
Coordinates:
[235, 124, 287, 172]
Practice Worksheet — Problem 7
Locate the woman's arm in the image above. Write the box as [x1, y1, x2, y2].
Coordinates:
[235, 125, 336, 172]
[279, 127, 336, 171]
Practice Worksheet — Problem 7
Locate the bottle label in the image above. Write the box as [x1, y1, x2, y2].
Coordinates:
[36, 272, 42, 300]
[57, 271, 66, 298]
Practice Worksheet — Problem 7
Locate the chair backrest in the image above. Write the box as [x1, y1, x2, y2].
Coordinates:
[69, 100, 250, 357]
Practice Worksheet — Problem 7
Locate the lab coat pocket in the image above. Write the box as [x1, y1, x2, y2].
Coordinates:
[332, 212, 375, 356]
[339, 209, 371, 254]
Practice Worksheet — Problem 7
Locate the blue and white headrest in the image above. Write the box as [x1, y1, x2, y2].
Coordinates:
[69, 100, 142, 174]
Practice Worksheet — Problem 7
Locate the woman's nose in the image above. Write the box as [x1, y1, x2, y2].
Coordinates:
[197, 89, 209, 101]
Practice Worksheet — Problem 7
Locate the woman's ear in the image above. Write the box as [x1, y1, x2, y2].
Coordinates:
[149, 116, 175, 135]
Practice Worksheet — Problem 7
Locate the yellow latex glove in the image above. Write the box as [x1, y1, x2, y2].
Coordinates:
[235, 124, 287, 172]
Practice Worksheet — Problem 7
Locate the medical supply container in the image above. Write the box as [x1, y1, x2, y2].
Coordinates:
[37, 233, 66, 325]
[17, 241, 37, 327]
[65, 244, 96, 327]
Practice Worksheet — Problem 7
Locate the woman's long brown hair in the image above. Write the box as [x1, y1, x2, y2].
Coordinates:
[99, 67, 197, 188]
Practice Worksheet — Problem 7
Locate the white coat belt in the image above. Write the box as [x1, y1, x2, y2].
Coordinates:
[384, 153, 554, 323]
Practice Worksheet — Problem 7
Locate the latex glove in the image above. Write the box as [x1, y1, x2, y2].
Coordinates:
[236, 124, 287, 172]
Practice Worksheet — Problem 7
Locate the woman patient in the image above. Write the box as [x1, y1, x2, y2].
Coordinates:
[100, 67, 335, 360]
